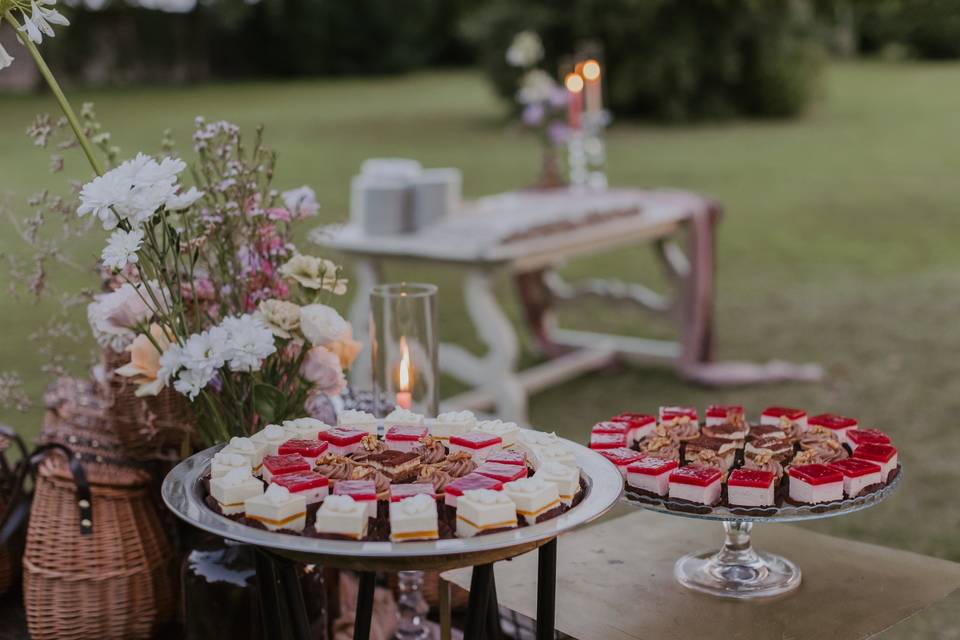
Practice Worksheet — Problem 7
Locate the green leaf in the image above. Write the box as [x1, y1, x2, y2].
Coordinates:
[252, 383, 287, 424]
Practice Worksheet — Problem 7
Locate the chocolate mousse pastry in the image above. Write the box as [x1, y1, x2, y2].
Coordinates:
[742, 449, 785, 480]
[362, 450, 421, 482]
[314, 453, 358, 483]
[684, 435, 739, 471]
[440, 451, 478, 478]
[789, 448, 834, 467]
[358, 434, 387, 455]
[637, 434, 681, 461]
[418, 465, 455, 493]
[416, 436, 448, 465]
[747, 424, 788, 441]
[797, 433, 848, 463]
[369, 470, 393, 500]
[657, 416, 700, 441]
[744, 436, 794, 462]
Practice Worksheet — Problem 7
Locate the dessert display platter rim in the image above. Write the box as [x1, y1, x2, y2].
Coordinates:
[162, 437, 623, 572]
[622, 467, 902, 524]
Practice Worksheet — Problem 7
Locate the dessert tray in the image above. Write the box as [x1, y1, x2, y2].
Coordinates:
[162, 428, 622, 572]
[588, 405, 903, 599]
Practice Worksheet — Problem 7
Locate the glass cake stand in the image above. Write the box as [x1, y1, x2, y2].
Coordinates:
[622, 470, 902, 600]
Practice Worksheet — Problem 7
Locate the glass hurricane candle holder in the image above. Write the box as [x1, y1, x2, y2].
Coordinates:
[370, 283, 439, 418]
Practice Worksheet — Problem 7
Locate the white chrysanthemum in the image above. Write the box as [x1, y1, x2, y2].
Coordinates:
[300, 304, 351, 346]
[281, 186, 320, 218]
[220, 315, 276, 372]
[100, 228, 144, 271]
[173, 365, 216, 400]
[178, 326, 228, 375]
[0, 43, 13, 70]
[506, 31, 543, 69]
[165, 186, 204, 211]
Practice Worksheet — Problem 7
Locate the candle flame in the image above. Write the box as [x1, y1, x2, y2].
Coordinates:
[565, 73, 584, 93]
[398, 336, 412, 392]
[582, 60, 601, 81]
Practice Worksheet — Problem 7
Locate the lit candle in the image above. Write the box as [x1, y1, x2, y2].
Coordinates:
[565, 72, 584, 130]
[582, 59, 602, 115]
[396, 336, 413, 410]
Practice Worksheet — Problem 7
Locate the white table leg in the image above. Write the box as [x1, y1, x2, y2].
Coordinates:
[347, 257, 382, 390]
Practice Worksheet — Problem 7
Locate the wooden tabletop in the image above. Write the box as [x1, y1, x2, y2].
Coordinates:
[442, 508, 960, 640]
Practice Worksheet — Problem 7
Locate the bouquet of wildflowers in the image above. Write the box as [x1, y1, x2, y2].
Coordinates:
[0, 2, 359, 446]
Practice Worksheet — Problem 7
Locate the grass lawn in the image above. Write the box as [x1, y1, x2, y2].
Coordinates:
[2, 62, 959, 625]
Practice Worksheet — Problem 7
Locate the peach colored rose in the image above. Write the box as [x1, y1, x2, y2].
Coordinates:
[324, 337, 362, 370]
[115, 324, 173, 396]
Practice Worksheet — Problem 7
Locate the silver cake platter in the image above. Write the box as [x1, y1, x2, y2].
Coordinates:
[162, 437, 623, 572]
[622, 468, 902, 599]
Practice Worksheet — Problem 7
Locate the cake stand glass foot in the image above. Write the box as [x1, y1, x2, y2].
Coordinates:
[394, 570, 432, 640]
[674, 521, 801, 599]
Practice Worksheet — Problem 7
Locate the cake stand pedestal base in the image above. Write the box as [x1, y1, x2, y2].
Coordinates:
[673, 521, 801, 600]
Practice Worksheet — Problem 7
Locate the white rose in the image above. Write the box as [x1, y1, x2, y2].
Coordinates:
[299, 304, 351, 346]
[255, 299, 301, 339]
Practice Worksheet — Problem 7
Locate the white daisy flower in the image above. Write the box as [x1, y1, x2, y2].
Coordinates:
[165, 186, 204, 211]
[100, 228, 144, 271]
[219, 314, 276, 372]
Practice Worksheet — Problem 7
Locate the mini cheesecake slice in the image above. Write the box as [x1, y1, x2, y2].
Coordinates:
[319, 427, 367, 456]
[390, 482, 436, 502]
[727, 469, 776, 507]
[333, 480, 378, 519]
[476, 419, 521, 448]
[277, 439, 328, 466]
[626, 456, 678, 497]
[272, 471, 330, 505]
[787, 463, 843, 504]
[705, 405, 744, 427]
[668, 466, 723, 506]
[853, 443, 898, 482]
[336, 410, 379, 436]
[251, 424, 291, 456]
[444, 473, 503, 508]
[384, 425, 429, 453]
[430, 410, 476, 442]
[589, 431, 628, 451]
[314, 495, 368, 540]
[282, 417, 332, 441]
[829, 458, 883, 497]
[503, 477, 562, 525]
[761, 407, 808, 437]
[261, 454, 311, 484]
[211, 451, 251, 479]
[609, 413, 656, 445]
[598, 447, 644, 477]
[448, 432, 503, 462]
[383, 408, 425, 428]
[221, 436, 267, 475]
[455, 489, 518, 538]
[514, 430, 560, 460]
[532, 443, 578, 470]
[389, 493, 439, 542]
[486, 449, 527, 467]
[534, 462, 581, 507]
[475, 461, 528, 483]
[808, 414, 858, 444]
[210, 468, 264, 515]
[845, 428, 891, 452]
[244, 484, 307, 532]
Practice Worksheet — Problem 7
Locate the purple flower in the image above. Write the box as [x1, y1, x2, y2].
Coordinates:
[522, 103, 545, 127]
[548, 121, 570, 145]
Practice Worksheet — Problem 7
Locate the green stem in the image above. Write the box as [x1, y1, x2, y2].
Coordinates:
[5, 10, 104, 177]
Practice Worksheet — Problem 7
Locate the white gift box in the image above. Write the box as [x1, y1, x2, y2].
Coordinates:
[410, 168, 461, 230]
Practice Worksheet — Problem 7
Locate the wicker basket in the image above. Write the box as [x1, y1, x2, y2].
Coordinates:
[0, 425, 30, 596]
[23, 454, 175, 640]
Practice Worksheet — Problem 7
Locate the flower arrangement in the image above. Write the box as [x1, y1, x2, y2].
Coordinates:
[0, 1, 359, 447]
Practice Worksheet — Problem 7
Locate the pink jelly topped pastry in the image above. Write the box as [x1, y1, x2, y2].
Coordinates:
[474, 462, 528, 483]
[787, 463, 843, 485]
[450, 432, 501, 449]
[727, 468, 775, 488]
[278, 439, 328, 459]
[389, 482, 436, 502]
[610, 413, 655, 428]
[333, 479, 377, 501]
[591, 421, 628, 435]
[443, 473, 503, 507]
[830, 458, 881, 477]
[319, 427, 366, 446]
[762, 407, 806, 420]
[809, 414, 858, 431]
[853, 443, 896, 463]
[626, 456, 678, 475]
[261, 454, 311, 482]
[386, 425, 429, 442]
[846, 428, 890, 449]
[272, 471, 329, 491]
[706, 405, 744, 420]
[599, 447, 644, 468]
[589, 432, 627, 450]
[659, 406, 698, 421]
[669, 465, 723, 487]
[486, 450, 526, 467]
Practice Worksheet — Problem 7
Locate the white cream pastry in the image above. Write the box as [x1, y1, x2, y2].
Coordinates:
[532, 442, 577, 470]
[534, 462, 581, 506]
[515, 429, 560, 460]
[221, 436, 267, 474]
[337, 409, 379, 435]
[502, 477, 561, 525]
[314, 494, 369, 540]
[429, 411, 476, 441]
[251, 424, 291, 455]
[475, 419, 520, 448]
[244, 484, 307, 532]
[282, 417, 332, 441]
[210, 468, 264, 515]
[455, 489, 518, 538]
[211, 451, 251, 478]
[384, 408, 425, 428]
[389, 493, 439, 542]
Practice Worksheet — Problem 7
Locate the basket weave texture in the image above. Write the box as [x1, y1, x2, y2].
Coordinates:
[23, 456, 176, 640]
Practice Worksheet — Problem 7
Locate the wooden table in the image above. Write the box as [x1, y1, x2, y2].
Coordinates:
[441, 508, 960, 640]
[312, 188, 821, 424]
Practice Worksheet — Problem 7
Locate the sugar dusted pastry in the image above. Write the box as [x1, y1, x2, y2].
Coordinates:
[532, 442, 577, 470]
[455, 489, 517, 538]
[211, 451, 251, 479]
[787, 464, 843, 504]
[727, 469, 775, 507]
[430, 411, 476, 441]
[659, 406, 698, 422]
[589, 431, 628, 450]
[705, 405, 744, 428]
[282, 417, 332, 441]
[337, 409, 378, 435]
[609, 413, 656, 445]
[221, 436, 267, 475]
[534, 462, 581, 506]
[261, 454, 311, 483]
[475, 420, 520, 448]
[448, 432, 502, 462]
[808, 414, 858, 445]
[210, 468, 264, 515]
[829, 458, 882, 497]
[244, 484, 307, 532]
[515, 429, 560, 460]
[278, 439, 328, 466]
[503, 477, 561, 525]
[389, 493, 439, 542]
[626, 456, 678, 497]
[385, 425, 429, 453]
[474, 461, 527, 483]
[597, 447, 644, 477]
[314, 494, 368, 540]
[384, 408, 425, 428]
[333, 479, 378, 519]
[668, 466, 722, 506]
[251, 424, 291, 456]
[272, 472, 330, 505]
[486, 450, 526, 467]
[319, 427, 367, 456]
[852, 443, 898, 482]
[443, 473, 503, 508]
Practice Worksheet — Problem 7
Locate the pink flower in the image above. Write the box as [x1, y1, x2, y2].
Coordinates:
[181, 278, 216, 301]
[300, 346, 346, 397]
[267, 207, 292, 222]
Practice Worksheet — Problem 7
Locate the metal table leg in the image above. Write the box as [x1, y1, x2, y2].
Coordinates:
[275, 555, 312, 640]
[463, 563, 494, 640]
[487, 568, 502, 640]
[354, 571, 377, 640]
[536, 538, 557, 640]
[254, 549, 282, 638]
[255, 549, 311, 640]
